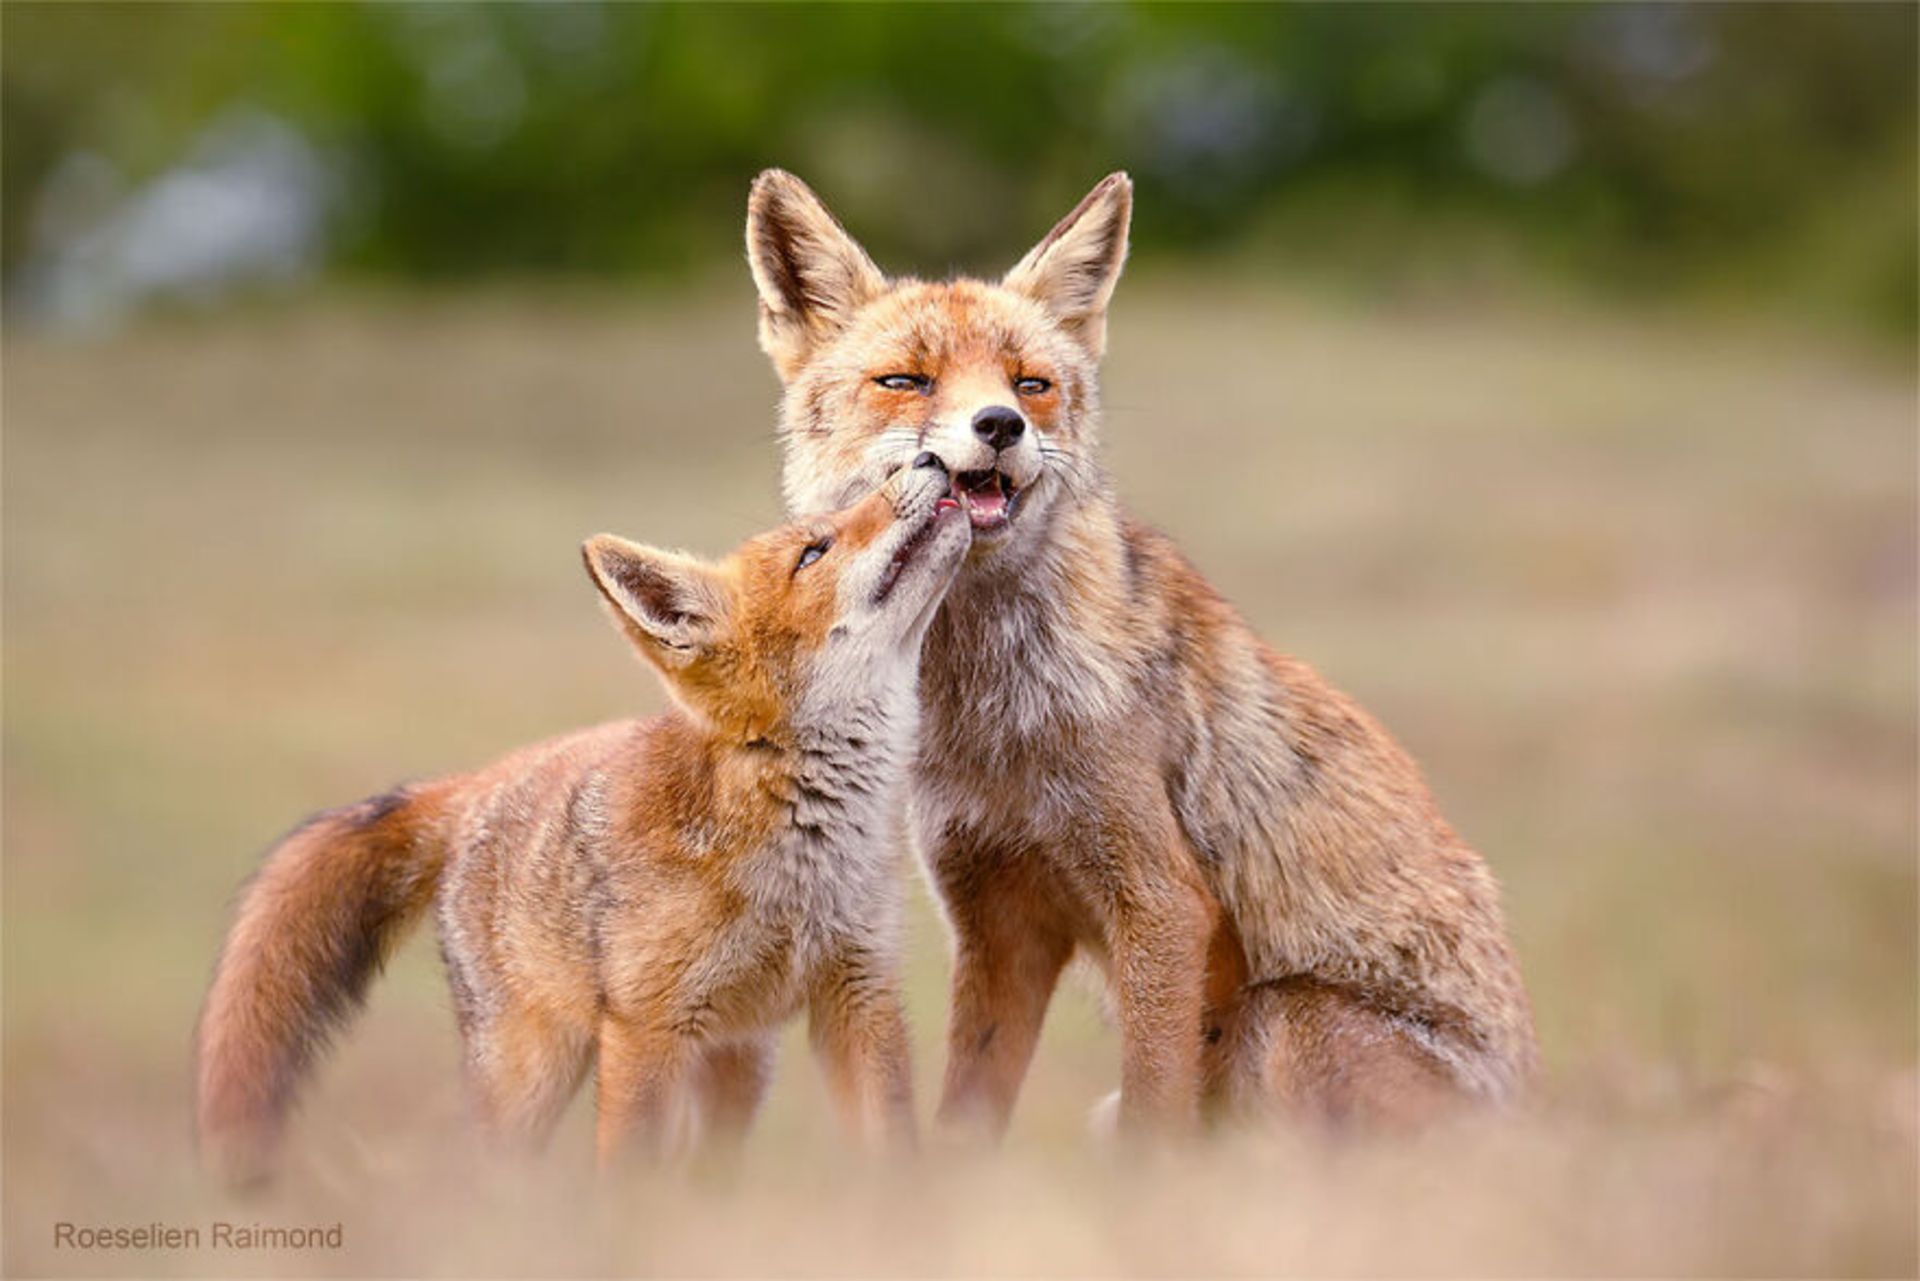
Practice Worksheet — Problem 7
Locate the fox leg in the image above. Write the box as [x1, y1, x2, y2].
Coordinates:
[594, 1016, 694, 1169]
[931, 859, 1075, 1141]
[460, 1003, 594, 1153]
[1108, 871, 1213, 1134]
[810, 962, 915, 1152]
[691, 1036, 776, 1155]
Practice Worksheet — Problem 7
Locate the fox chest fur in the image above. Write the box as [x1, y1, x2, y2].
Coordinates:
[909, 523, 1186, 928]
[435, 711, 912, 1044]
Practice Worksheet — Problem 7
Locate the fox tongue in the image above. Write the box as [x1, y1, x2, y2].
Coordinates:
[956, 471, 1010, 527]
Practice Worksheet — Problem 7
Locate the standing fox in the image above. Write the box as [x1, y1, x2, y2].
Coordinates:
[745, 170, 1539, 1135]
[195, 460, 969, 1181]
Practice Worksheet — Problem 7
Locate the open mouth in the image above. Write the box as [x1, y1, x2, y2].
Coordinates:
[952, 470, 1020, 532]
[874, 498, 962, 604]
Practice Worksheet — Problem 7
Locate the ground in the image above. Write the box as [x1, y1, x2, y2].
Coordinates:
[4, 281, 1914, 1276]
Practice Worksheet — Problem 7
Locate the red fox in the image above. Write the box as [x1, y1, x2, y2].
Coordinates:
[194, 459, 969, 1181]
[744, 170, 1539, 1135]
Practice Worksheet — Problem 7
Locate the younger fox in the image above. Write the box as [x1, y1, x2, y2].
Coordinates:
[195, 459, 969, 1181]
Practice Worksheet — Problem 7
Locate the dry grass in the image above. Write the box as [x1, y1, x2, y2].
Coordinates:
[3, 282, 1914, 1276]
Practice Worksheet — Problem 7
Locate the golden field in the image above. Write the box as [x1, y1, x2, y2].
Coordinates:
[3, 282, 1914, 1276]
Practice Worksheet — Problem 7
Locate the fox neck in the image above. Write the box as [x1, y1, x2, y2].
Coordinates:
[703, 665, 922, 848]
[710, 683, 918, 956]
[923, 478, 1137, 740]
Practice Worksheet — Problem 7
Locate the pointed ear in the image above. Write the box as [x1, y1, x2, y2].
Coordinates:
[582, 535, 730, 666]
[745, 169, 887, 381]
[1002, 172, 1132, 361]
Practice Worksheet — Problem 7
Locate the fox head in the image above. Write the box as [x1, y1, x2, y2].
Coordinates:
[583, 456, 968, 742]
[746, 169, 1131, 565]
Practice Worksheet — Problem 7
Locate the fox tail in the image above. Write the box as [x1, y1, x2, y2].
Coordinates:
[193, 784, 449, 1185]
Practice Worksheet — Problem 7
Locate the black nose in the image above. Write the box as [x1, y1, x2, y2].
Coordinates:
[912, 450, 946, 474]
[972, 405, 1025, 452]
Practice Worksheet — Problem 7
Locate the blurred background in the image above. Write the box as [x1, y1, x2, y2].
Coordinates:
[5, 2, 1915, 332]
[4, 3, 1915, 1277]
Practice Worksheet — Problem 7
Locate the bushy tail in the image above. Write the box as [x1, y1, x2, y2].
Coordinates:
[194, 784, 450, 1184]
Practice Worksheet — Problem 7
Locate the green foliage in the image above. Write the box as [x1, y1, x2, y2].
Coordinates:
[4, 2, 1914, 330]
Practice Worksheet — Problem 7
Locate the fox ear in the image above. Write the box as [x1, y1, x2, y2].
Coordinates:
[582, 535, 729, 666]
[1002, 172, 1132, 361]
[746, 169, 887, 382]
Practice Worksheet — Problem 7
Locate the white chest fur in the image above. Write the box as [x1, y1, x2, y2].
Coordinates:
[737, 676, 918, 982]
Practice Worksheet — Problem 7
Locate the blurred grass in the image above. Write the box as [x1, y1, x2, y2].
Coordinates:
[3, 283, 1915, 1276]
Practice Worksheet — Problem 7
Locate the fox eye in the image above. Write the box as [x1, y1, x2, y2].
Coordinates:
[1014, 376, 1052, 395]
[875, 373, 930, 393]
[795, 537, 832, 573]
